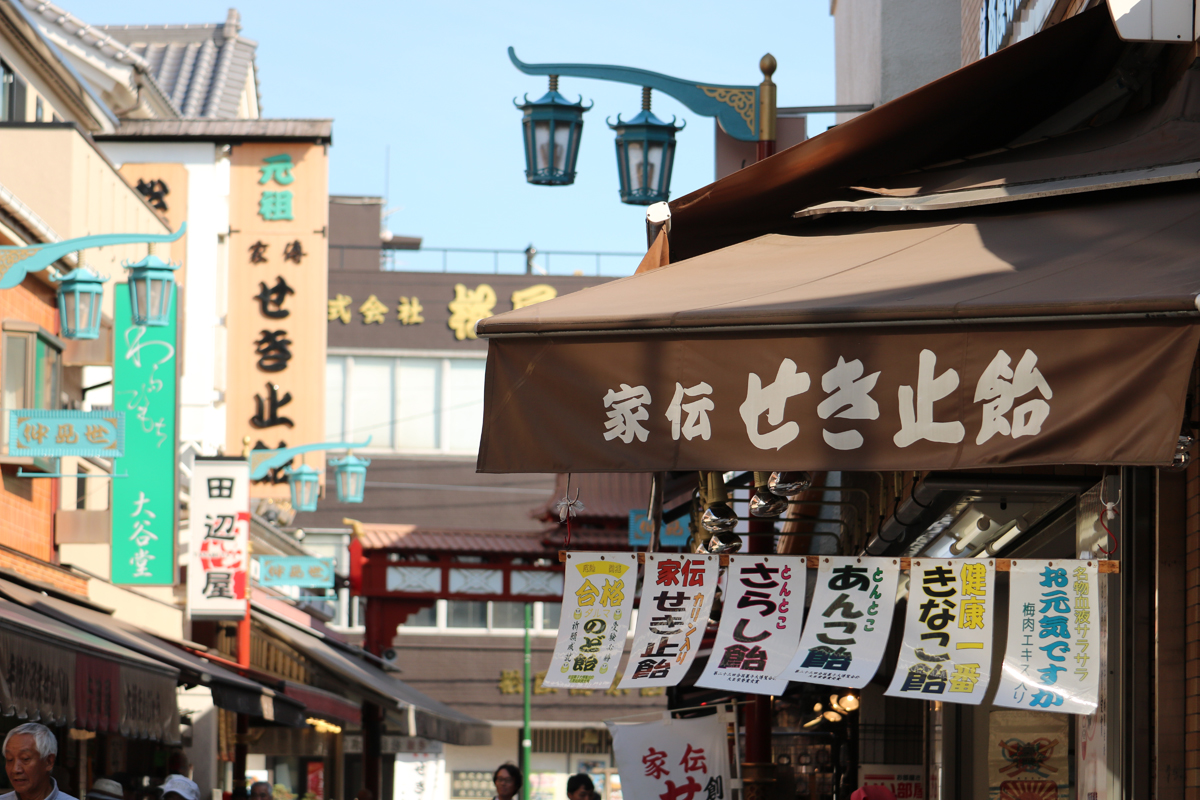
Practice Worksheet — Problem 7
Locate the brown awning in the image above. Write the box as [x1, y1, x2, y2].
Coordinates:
[475, 189, 1200, 474]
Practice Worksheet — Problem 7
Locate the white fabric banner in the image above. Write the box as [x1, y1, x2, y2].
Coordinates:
[696, 555, 807, 695]
[886, 558, 995, 705]
[994, 560, 1100, 715]
[543, 551, 638, 690]
[608, 712, 730, 800]
[187, 459, 250, 620]
[620, 553, 719, 689]
[784, 556, 900, 687]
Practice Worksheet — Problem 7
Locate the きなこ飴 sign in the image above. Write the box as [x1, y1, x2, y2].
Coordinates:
[696, 555, 807, 695]
[994, 560, 1099, 714]
[619, 554, 719, 689]
[543, 552, 638, 690]
[785, 556, 900, 688]
[188, 459, 251, 620]
[887, 559, 995, 705]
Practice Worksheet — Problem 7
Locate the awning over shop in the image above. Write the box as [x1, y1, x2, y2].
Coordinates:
[0, 578, 307, 728]
[252, 607, 492, 746]
[476, 189, 1200, 473]
[0, 597, 180, 741]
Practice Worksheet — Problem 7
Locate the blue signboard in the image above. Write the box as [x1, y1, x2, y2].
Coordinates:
[628, 510, 689, 547]
[258, 556, 336, 588]
[8, 409, 124, 457]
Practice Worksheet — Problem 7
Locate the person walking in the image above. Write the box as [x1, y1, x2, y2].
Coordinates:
[565, 774, 593, 800]
[1, 723, 77, 800]
[491, 765, 521, 800]
[159, 776, 199, 800]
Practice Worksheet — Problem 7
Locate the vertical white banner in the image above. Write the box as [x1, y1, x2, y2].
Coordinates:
[543, 551, 638, 690]
[886, 558, 995, 704]
[784, 556, 900, 687]
[608, 712, 730, 800]
[995, 560, 1100, 715]
[620, 553, 719, 689]
[696, 555, 807, 695]
[187, 458, 250, 620]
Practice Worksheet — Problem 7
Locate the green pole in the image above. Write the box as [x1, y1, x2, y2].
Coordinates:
[522, 602, 533, 800]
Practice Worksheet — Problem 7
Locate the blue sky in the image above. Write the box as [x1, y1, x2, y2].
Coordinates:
[63, 1, 835, 272]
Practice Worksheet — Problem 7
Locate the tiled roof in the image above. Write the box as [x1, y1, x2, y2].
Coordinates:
[99, 8, 258, 119]
[535, 472, 695, 521]
[97, 118, 332, 142]
[355, 524, 551, 554]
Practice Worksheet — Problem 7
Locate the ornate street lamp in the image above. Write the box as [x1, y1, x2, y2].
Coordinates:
[124, 252, 179, 327]
[609, 88, 684, 205]
[330, 452, 371, 504]
[51, 266, 107, 340]
[516, 75, 591, 186]
[285, 462, 322, 513]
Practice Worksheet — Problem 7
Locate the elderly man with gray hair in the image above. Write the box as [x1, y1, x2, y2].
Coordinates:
[2, 723, 76, 800]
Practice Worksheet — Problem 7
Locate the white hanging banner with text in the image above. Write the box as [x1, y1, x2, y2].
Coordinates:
[620, 553, 719, 689]
[608, 711, 731, 800]
[543, 551, 638, 690]
[696, 555, 807, 695]
[187, 458, 250, 620]
[785, 556, 901, 687]
[994, 560, 1100, 715]
[886, 558, 995, 704]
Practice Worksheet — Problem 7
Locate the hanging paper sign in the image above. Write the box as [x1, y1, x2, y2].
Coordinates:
[987, 709, 1069, 797]
[696, 555, 807, 695]
[608, 711, 731, 800]
[619, 553, 719, 689]
[543, 551, 638, 690]
[886, 558, 995, 704]
[187, 458, 251, 620]
[994, 560, 1099, 715]
[784, 556, 900, 687]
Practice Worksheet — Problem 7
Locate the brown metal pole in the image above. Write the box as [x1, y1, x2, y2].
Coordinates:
[756, 54, 777, 163]
[741, 486, 775, 800]
[362, 701, 382, 800]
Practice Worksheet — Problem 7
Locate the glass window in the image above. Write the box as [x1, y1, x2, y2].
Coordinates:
[447, 600, 487, 628]
[446, 360, 486, 452]
[491, 602, 527, 629]
[35, 96, 42, 122]
[325, 357, 344, 441]
[405, 604, 436, 627]
[350, 357, 393, 447]
[396, 358, 439, 450]
[1, 331, 60, 454]
[0, 61, 10, 123]
[542, 602, 562, 629]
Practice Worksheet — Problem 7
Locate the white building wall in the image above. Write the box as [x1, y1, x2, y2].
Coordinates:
[834, 0, 882, 124]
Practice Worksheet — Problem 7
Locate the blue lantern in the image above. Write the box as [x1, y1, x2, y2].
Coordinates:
[516, 76, 591, 186]
[284, 462, 321, 513]
[124, 253, 179, 327]
[51, 266, 107, 340]
[609, 88, 684, 205]
[330, 452, 371, 504]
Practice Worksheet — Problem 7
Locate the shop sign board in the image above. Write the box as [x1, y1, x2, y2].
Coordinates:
[995, 560, 1099, 714]
[784, 556, 901, 687]
[187, 458, 251, 619]
[8, 409, 123, 457]
[696, 555, 806, 696]
[111, 287, 177, 584]
[619, 553, 718, 689]
[258, 556, 336, 588]
[887, 559, 995, 704]
[856, 765, 925, 799]
[987, 710, 1069, 799]
[542, 551, 637, 690]
[608, 712, 730, 800]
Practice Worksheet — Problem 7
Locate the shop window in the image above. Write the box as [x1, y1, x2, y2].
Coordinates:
[405, 604, 436, 627]
[326, 353, 486, 454]
[542, 602, 562, 629]
[1, 325, 62, 456]
[0, 59, 26, 122]
[490, 601, 527, 629]
[447, 600, 487, 628]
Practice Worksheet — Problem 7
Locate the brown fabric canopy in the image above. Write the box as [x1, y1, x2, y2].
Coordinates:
[476, 189, 1200, 474]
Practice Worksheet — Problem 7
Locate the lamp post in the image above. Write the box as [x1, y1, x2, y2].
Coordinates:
[51, 266, 107, 340]
[248, 437, 373, 513]
[330, 452, 371, 504]
[516, 77, 591, 186]
[125, 252, 180, 327]
[510, 48, 778, 204]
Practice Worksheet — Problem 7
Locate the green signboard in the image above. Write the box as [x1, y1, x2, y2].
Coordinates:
[111, 285, 178, 584]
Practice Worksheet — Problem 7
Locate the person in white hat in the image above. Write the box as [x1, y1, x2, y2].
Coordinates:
[85, 779, 124, 800]
[158, 776, 199, 800]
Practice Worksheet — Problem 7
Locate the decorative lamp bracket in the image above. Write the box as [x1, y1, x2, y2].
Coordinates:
[509, 48, 759, 141]
[0, 225, 187, 290]
[249, 438, 372, 480]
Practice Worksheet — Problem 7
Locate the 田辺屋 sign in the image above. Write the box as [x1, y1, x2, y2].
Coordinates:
[258, 556, 336, 588]
[8, 409, 123, 457]
[188, 459, 251, 619]
[543, 551, 637, 690]
[478, 324, 1198, 473]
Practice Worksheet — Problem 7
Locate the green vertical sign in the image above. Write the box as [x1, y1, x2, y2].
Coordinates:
[111, 285, 177, 584]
